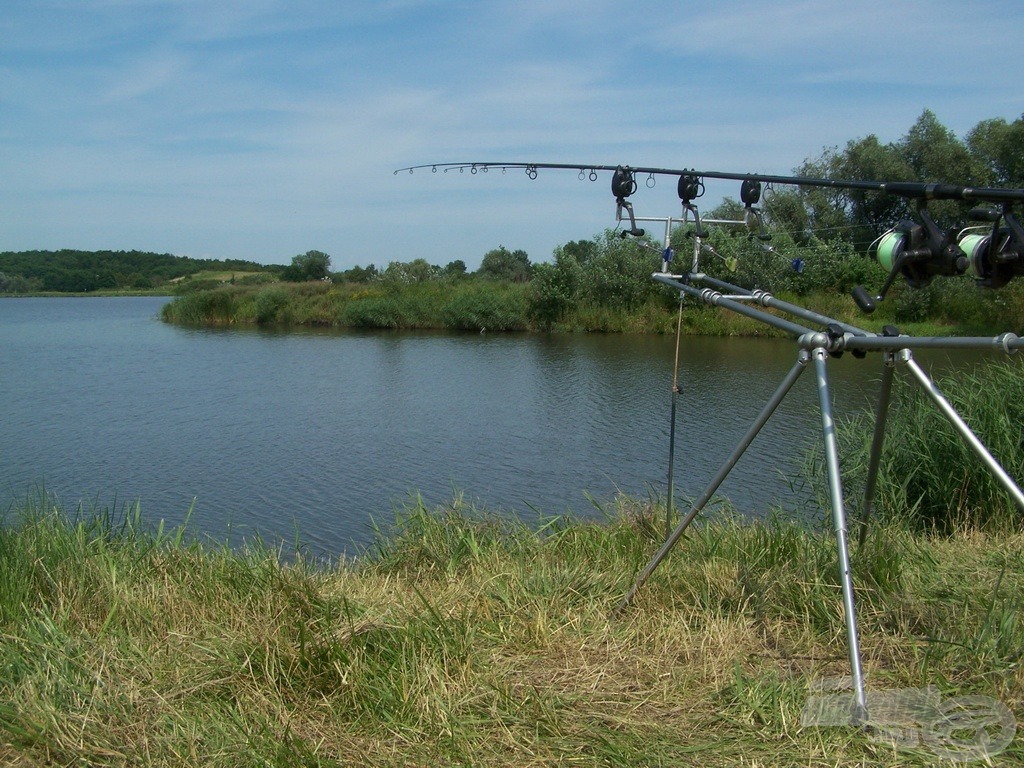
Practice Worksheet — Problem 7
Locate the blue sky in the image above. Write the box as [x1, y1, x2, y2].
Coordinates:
[3, 0, 1024, 270]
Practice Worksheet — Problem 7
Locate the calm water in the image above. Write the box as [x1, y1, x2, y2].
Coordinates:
[0, 297, 982, 557]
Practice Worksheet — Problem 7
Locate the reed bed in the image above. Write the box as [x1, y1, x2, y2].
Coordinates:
[1, 493, 1020, 766]
[160, 277, 996, 340]
[835, 359, 1024, 532]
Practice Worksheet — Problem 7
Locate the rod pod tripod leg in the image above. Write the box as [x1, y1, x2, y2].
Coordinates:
[615, 347, 870, 723]
[812, 348, 867, 722]
[615, 350, 810, 611]
[859, 349, 1024, 547]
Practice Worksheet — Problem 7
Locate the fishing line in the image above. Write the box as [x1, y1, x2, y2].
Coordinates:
[665, 291, 685, 537]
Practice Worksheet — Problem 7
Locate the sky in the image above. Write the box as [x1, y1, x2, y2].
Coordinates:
[3, 0, 1024, 271]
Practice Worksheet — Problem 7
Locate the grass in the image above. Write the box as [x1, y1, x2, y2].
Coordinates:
[1, 493, 1021, 766]
[834, 359, 1024, 532]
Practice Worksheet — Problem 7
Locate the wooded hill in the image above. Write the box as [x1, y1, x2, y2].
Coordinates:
[0, 250, 275, 293]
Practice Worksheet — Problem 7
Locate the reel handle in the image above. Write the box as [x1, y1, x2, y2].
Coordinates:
[851, 285, 877, 314]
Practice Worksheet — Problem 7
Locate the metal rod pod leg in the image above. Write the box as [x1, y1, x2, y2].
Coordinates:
[858, 355, 896, 546]
[903, 351, 1024, 511]
[812, 349, 867, 722]
[615, 351, 810, 615]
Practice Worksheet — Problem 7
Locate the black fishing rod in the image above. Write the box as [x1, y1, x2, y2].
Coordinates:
[394, 161, 1024, 204]
[397, 160, 1024, 307]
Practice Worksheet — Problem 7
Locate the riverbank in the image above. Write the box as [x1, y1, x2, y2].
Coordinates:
[158, 278, 1017, 337]
[1, 495, 1020, 766]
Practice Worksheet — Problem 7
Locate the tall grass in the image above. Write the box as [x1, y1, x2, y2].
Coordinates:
[836, 360, 1024, 532]
[161, 276, 1024, 340]
[1, 492, 1021, 765]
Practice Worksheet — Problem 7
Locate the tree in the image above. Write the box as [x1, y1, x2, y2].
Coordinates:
[341, 263, 378, 283]
[380, 258, 441, 284]
[966, 114, 1024, 187]
[477, 246, 532, 282]
[442, 260, 468, 279]
[555, 239, 598, 269]
[770, 110, 1017, 251]
[282, 250, 331, 282]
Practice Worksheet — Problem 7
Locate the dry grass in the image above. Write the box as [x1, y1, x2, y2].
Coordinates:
[0, 495, 1021, 766]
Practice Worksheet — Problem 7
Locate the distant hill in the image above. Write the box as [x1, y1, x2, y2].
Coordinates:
[0, 249, 278, 293]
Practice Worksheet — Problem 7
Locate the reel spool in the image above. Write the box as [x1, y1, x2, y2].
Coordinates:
[956, 206, 1024, 289]
[872, 219, 966, 289]
[853, 208, 968, 313]
[959, 231, 1000, 284]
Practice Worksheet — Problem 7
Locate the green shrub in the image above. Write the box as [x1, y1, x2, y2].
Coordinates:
[252, 286, 292, 325]
[161, 288, 236, 324]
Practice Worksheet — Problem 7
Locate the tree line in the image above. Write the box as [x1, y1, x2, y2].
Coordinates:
[0, 249, 273, 293]
[758, 109, 1024, 249]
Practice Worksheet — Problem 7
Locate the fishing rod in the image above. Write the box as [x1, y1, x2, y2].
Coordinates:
[394, 161, 1024, 204]
[396, 161, 1024, 311]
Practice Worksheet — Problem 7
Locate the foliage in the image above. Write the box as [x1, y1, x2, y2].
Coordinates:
[967, 115, 1024, 186]
[0, 271, 41, 293]
[162, 287, 237, 324]
[281, 250, 332, 282]
[251, 286, 293, 324]
[768, 110, 1024, 252]
[381, 258, 441, 284]
[527, 230, 666, 329]
[0, 250, 270, 293]
[529, 262, 575, 329]
[440, 281, 529, 331]
[477, 246, 532, 282]
[442, 259, 468, 279]
[338, 263, 379, 283]
[834, 360, 1024, 532]
[670, 206, 878, 298]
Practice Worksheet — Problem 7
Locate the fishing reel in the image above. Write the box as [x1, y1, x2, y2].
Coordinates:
[612, 166, 645, 238]
[957, 205, 1024, 289]
[740, 179, 771, 242]
[852, 203, 968, 313]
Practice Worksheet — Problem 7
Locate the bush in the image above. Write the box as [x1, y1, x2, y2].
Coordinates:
[529, 262, 576, 329]
[161, 288, 236, 324]
[253, 286, 292, 325]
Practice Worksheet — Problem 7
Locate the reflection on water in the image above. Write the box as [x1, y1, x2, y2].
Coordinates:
[0, 297, 997, 556]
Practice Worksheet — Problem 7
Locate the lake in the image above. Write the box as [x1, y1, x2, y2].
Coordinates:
[0, 296, 983, 557]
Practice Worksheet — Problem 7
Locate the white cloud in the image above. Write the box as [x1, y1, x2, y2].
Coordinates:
[2, 0, 1024, 267]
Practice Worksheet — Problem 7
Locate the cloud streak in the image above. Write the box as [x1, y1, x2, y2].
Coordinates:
[2, 0, 1023, 268]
